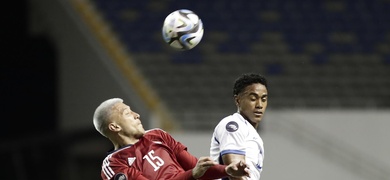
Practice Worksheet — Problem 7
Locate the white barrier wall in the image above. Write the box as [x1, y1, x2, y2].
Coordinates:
[171, 110, 390, 180]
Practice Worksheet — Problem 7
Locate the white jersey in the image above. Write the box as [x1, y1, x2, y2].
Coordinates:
[210, 113, 264, 180]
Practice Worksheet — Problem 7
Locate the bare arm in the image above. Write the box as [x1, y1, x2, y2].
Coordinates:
[222, 154, 247, 180]
[176, 150, 249, 179]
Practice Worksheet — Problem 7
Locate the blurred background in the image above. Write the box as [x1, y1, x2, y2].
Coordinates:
[2, 0, 390, 179]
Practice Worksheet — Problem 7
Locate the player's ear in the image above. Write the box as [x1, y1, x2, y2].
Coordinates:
[234, 95, 239, 106]
[108, 122, 121, 132]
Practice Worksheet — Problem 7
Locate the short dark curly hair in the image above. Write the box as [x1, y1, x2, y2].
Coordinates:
[233, 73, 268, 96]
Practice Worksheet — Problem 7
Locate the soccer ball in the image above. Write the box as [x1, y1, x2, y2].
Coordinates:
[162, 9, 204, 50]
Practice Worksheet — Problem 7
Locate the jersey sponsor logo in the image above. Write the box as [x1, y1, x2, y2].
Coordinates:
[128, 157, 136, 166]
[226, 121, 239, 132]
[114, 173, 127, 180]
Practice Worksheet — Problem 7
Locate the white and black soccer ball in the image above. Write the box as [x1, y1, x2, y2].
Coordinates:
[162, 9, 204, 50]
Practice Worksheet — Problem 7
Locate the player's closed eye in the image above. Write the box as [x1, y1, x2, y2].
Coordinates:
[249, 95, 258, 101]
[123, 110, 131, 116]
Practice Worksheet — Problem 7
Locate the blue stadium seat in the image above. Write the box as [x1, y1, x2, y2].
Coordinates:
[90, 0, 390, 110]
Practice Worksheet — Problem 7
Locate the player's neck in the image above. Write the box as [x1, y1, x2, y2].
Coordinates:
[248, 121, 259, 129]
[112, 135, 140, 150]
[237, 112, 259, 129]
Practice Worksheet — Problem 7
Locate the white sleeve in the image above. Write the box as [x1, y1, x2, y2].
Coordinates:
[215, 119, 247, 156]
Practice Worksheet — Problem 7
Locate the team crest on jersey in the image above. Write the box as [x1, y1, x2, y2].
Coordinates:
[114, 173, 127, 180]
[226, 121, 239, 132]
[128, 157, 136, 166]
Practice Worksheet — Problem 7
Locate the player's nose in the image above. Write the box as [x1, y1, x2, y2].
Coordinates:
[256, 100, 264, 109]
[133, 111, 140, 119]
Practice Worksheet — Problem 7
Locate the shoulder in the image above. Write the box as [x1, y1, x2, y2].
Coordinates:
[145, 128, 167, 136]
[214, 113, 249, 134]
[216, 113, 246, 128]
[146, 128, 166, 133]
[144, 128, 174, 142]
[104, 146, 133, 164]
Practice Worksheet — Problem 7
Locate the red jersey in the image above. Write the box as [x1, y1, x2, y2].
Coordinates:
[100, 128, 228, 180]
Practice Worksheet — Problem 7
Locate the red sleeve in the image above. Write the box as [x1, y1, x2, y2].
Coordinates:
[156, 130, 229, 179]
[164, 170, 196, 180]
[199, 164, 228, 180]
[175, 148, 229, 179]
[175, 146, 198, 170]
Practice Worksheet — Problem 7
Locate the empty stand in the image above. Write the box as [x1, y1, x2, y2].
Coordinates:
[91, 0, 390, 129]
